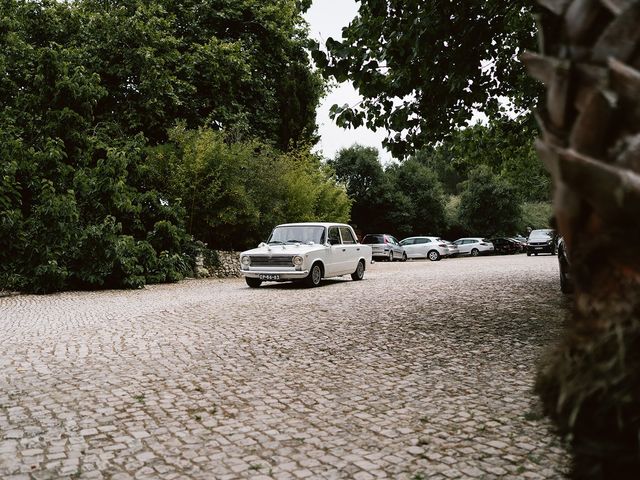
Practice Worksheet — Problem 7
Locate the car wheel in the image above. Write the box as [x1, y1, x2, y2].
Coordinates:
[560, 269, 573, 294]
[388, 251, 394, 262]
[428, 250, 440, 261]
[305, 263, 323, 287]
[245, 277, 262, 288]
[527, 252, 531, 256]
[470, 248, 479, 257]
[351, 260, 365, 281]
[401, 252, 407, 262]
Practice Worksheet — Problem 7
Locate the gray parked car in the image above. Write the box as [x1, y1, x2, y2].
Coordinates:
[362, 234, 407, 262]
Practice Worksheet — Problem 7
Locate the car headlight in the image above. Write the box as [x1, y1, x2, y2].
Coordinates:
[292, 255, 304, 267]
[241, 256, 251, 267]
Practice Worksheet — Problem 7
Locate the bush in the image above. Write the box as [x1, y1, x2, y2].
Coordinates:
[143, 128, 352, 250]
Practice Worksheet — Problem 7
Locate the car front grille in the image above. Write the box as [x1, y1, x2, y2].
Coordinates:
[249, 255, 293, 267]
[529, 242, 548, 246]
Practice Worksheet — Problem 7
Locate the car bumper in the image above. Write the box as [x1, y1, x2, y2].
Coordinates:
[240, 268, 309, 280]
[370, 247, 390, 257]
[527, 245, 554, 253]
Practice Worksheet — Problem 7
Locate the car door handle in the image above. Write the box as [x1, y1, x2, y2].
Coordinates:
[356, 248, 360, 251]
[342, 248, 346, 252]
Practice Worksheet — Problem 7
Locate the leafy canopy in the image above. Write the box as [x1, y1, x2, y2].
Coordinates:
[313, 0, 539, 157]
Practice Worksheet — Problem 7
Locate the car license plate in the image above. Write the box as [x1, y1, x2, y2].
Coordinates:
[535, 247, 543, 250]
[259, 274, 280, 281]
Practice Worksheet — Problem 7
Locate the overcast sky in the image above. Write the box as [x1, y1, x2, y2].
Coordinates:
[303, 0, 394, 164]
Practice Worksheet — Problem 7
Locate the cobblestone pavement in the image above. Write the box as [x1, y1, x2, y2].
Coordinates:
[0, 255, 571, 479]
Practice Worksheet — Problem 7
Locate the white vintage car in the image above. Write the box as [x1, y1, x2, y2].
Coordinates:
[239, 222, 373, 288]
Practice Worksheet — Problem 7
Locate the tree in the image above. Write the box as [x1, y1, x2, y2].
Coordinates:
[415, 118, 551, 202]
[328, 145, 387, 233]
[522, 1, 640, 477]
[329, 145, 447, 237]
[386, 159, 447, 237]
[457, 166, 521, 237]
[78, 0, 323, 148]
[312, 0, 540, 157]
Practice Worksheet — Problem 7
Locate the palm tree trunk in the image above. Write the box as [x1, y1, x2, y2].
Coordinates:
[522, 0, 640, 478]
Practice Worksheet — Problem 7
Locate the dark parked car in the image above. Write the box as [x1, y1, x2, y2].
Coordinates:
[558, 237, 573, 293]
[509, 236, 527, 252]
[489, 237, 520, 255]
[526, 229, 557, 256]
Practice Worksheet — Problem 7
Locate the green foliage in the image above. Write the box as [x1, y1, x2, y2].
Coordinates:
[457, 166, 522, 237]
[415, 118, 550, 202]
[76, 0, 323, 148]
[313, 0, 540, 156]
[143, 128, 351, 250]
[0, 0, 323, 293]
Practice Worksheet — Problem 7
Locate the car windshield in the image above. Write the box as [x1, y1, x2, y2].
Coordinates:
[529, 229, 553, 237]
[529, 229, 553, 240]
[362, 234, 384, 244]
[268, 225, 325, 245]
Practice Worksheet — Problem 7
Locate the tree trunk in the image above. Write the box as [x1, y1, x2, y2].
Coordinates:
[522, 0, 640, 478]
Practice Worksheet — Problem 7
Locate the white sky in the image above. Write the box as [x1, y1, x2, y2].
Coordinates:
[303, 0, 394, 164]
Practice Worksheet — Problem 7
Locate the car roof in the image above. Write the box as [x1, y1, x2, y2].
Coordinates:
[276, 222, 350, 228]
[402, 236, 438, 240]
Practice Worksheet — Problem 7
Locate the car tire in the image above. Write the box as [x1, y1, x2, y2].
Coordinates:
[560, 269, 573, 294]
[527, 252, 531, 256]
[351, 260, 365, 281]
[305, 263, 323, 287]
[401, 252, 407, 262]
[388, 251, 394, 262]
[428, 250, 440, 261]
[245, 277, 262, 288]
[470, 248, 479, 257]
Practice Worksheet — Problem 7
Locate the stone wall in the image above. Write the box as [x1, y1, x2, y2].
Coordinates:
[209, 250, 241, 278]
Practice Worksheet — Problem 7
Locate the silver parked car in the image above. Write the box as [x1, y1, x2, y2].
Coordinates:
[452, 237, 495, 256]
[442, 240, 459, 258]
[361, 234, 407, 261]
[399, 236, 449, 261]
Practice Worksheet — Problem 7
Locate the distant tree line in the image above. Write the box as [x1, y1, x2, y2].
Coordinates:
[331, 117, 551, 241]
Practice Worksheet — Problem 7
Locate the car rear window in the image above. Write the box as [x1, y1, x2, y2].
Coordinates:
[362, 234, 384, 244]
